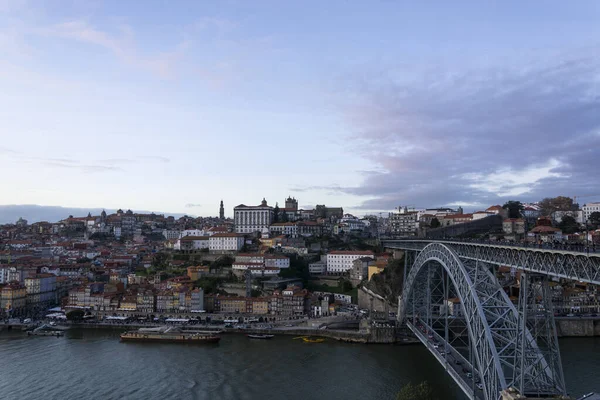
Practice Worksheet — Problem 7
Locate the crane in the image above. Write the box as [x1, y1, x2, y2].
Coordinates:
[573, 194, 600, 205]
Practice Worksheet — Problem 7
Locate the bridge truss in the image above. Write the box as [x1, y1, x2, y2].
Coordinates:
[389, 240, 600, 285]
[397, 243, 567, 400]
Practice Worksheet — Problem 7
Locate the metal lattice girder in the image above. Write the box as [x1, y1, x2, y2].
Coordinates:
[399, 243, 564, 400]
[384, 240, 600, 284]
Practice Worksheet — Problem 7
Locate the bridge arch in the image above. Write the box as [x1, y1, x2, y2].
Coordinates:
[400, 243, 509, 400]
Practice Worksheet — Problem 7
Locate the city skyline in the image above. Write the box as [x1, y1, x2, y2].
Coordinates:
[1, 1, 600, 216]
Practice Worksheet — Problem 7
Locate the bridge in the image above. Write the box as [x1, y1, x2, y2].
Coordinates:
[383, 239, 600, 400]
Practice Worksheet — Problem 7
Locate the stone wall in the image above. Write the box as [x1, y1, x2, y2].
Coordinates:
[555, 319, 599, 337]
[358, 286, 393, 313]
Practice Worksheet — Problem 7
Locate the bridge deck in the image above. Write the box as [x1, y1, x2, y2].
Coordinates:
[384, 240, 600, 285]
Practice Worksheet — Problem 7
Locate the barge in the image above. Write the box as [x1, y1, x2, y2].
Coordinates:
[120, 326, 221, 344]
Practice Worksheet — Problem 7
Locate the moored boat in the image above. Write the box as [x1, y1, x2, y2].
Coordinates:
[120, 326, 220, 344]
[247, 334, 274, 339]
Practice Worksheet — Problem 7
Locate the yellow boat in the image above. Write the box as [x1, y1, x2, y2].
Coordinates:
[293, 336, 325, 343]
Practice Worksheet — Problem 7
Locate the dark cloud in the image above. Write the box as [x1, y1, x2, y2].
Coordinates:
[336, 50, 600, 211]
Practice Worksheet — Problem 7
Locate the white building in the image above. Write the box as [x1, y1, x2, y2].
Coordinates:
[180, 229, 205, 238]
[309, 261, 327, 275]
[326, 250, 375, 273]
[583, 202, 600, 220]
[552, 210, 584, 225]
[162, 229, 180, 240]
[0, 267, 21, 284]
[265, 254, 290, 269]
[269, 223, 298, 236]
[208, 233, 245, 252]
[234, 199, 274, 234]
[176, 236, 210, 251]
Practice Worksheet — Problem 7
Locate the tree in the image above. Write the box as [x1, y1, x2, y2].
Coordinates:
[273, 203, 280, 223]
[559, 215, 579, 234]
[281, 212, 289, 223]
[502, 201, 524, 219]
[430, 217, 441, 229]
[589, 212, 600, 229]
[396, 381, 435, 400]
[538, 196, 578, 217]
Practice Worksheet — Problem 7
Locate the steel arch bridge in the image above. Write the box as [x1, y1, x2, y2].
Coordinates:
[381, 240, 600, 400]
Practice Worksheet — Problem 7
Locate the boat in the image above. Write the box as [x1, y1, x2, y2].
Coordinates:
[293, 336, 325, 343]
[27, 330, 64, 337]
[302, 337, 325, 343]
[120, 326, 221, 344]
[247, 334, 274, 339]
[27, 324, 65, 337]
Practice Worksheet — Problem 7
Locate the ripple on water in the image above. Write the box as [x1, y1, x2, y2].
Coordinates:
[1, 331, 598, 400]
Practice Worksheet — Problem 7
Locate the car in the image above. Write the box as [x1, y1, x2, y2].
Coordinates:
[23, 318, 32, 324]
[454, 360, 461, 365]
[476, 383, 483, 390]
[466, 372, 473, 378]
[433, 344, 439, 349]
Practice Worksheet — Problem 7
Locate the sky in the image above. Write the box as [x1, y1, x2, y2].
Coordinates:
[1, 0, 599, 219]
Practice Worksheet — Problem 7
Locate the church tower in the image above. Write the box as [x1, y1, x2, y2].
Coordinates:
[219, 200, 225, 219]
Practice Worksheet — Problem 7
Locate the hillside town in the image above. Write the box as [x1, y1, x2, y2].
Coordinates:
[1, 196, 600, 322]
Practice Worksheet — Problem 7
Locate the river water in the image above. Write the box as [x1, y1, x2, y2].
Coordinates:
[0, 329, 597, 400]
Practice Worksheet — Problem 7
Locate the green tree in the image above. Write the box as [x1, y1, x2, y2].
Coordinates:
[273, 203, 280, 223]
[396, 381, 435, 400]
[502, 201, 524, 219]
[559, 215, 579, 234]
[430, 217, 441, 228]
[538, 196, 578, 216]
[589, 212, 600, 229]
[281, 212, 289, 223]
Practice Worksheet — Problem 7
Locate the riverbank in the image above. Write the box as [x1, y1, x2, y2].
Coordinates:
[58, 322, 418, 344]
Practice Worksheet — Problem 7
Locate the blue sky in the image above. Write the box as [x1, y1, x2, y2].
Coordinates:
[1, 0, 599, 218]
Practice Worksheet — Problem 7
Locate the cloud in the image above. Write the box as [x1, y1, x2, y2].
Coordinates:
[44, 20, 189, 78]
[42, 160, 121, 173]
[138, 156, 170, 163]
[0, 146, 19, 155]
[185, 203, 202, 208]
[335, 49, 600, 211]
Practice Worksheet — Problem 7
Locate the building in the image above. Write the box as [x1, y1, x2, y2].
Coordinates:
[583, 202, 600, 220]
[440, 213, 474, 226]
[177, 236, 210, 252]
[1, 283, 27, 315]
[485, 205, 508, 218]
[162, 229, 180, 240]
[552, 210, 584, 225]
[389, 207, 418, 236]
[314, 205, 344, 219]
[269, 222, 298, 236]
[309, 260, 327, 275]
[264, 254, 290, 269]
[191, 288, 204, 312]
[502, 218, 526, 240]
[350, 257, 375, 282]
[234, 199, 274, 234]
[326, 250, 375, 273]
[209, 233, 245, 252]
[280, 286, 309, 316]
[219, 200, 225, 220]
[24, 274, 57, 308]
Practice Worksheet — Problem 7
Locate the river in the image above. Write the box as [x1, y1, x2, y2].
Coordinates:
[0, 329, 597, 399]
